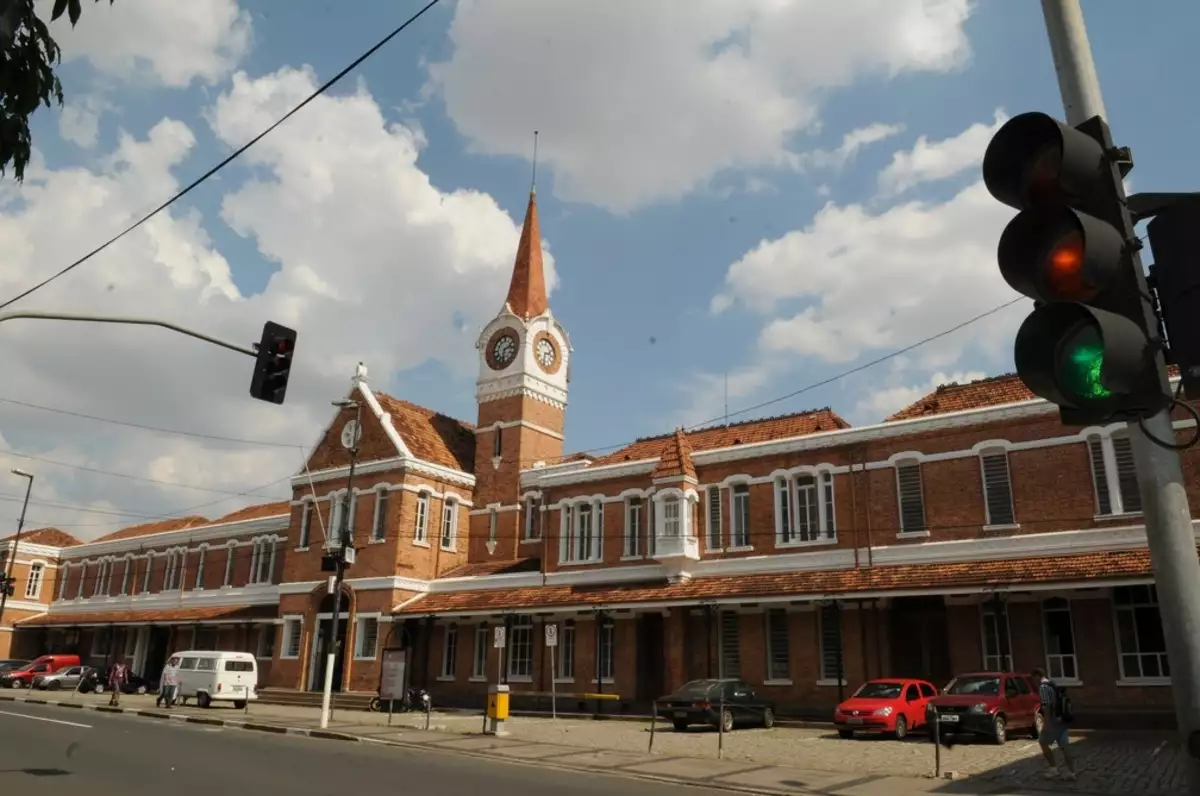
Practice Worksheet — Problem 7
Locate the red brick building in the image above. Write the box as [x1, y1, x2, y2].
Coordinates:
[12, 190, 1193, 722]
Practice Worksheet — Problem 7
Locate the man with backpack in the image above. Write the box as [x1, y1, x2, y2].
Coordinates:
[1032, 668, 1077, 782]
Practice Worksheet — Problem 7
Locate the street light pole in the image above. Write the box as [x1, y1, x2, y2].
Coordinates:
[0, 469, 35, 634]
[319, 399, 362, 730]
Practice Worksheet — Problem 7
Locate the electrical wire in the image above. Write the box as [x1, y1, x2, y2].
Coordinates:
[0, 0, 444, 311]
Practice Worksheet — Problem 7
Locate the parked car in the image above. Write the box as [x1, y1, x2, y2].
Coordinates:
[0, 654, 81, 688]
[32, 665, 97, 691]
[163, 650, 258, 709]
[926, 672, 1043, 744]
[834, 678, 939, 739]
[656, 678, 776, 732]
[79, 667, 153, 695]
[0, 659, 28, 673]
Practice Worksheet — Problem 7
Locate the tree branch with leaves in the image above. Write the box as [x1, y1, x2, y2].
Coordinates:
[0, 0, 113, 182]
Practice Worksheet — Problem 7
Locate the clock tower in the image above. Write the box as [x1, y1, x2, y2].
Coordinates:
[472, 189, 570, 560]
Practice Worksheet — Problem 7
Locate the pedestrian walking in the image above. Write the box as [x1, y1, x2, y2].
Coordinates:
[1032, 668, 1077, 782]
[156, 658, 179, 708]
[107, 661, 128, 707]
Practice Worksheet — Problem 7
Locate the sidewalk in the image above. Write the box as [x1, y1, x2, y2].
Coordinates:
[1, 691, 1181, 796]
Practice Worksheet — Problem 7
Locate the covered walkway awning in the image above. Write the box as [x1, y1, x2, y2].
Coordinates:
[16, 605, 277, 628]
[394, 548, 1162, 617]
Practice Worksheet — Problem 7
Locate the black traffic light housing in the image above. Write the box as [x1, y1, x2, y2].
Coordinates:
[982, 112, 1170, 425]
[1147, 198, 1200, 402]
[250, 321, 297, 405]
[1, 576, 14, 597]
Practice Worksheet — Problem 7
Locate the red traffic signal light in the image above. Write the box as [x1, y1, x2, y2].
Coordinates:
[982, 112, 1169, 424]
[250, 321, 297, 405]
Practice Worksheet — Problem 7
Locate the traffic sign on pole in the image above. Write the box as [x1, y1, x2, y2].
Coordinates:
[493, 626, 506, 649]
[544, 623, 558, 647]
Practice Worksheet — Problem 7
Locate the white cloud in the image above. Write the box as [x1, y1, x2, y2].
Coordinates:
[853, 369, 987, 421]
[877, 108, 1007, 197]
[429, 0, 973, 212]
[0, 66, 551, 539]
[675, 362, 779, 430]
[793, 123, 906, 171]
[58, 96, 107, 149]
[709, 113, 1031, 422]
[50, 0, 251, 87]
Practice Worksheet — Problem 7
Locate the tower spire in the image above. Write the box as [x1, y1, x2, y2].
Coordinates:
[503, 131, 548, 320]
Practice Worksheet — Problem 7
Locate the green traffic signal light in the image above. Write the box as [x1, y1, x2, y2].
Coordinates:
[1058, 325, 1113, 403]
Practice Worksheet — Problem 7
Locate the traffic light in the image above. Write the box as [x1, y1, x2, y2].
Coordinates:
[1, 576, 14, 597]
[982, 112, 1171, 425]
[250, 321, 297, 404]
[1147, 199, 1200, 402]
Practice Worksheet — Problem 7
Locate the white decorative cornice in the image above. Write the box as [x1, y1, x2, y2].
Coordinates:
[523, 458, 658, 488]
[1, 541, 67, 559]
[355, 378, 414, 459]
[42, 583, 281, 615]
[61, 515, 291, 560]
[291, 455, 475, 490]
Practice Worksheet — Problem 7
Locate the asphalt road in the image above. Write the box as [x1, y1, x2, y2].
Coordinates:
[0, 702, 726, 796]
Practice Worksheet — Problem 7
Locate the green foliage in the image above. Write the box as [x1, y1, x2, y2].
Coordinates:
[1, 0, 113, 182]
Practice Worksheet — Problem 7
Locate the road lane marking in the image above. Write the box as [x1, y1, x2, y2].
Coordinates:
[0, 709, 92, 728]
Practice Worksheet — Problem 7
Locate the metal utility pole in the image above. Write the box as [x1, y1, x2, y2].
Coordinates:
[0, 469, 34, 631]
[1042, 2, 1200, 788]
[319, 398, 362, 730]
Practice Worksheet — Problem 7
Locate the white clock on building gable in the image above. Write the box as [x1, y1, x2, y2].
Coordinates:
[536, 338, 555, 368]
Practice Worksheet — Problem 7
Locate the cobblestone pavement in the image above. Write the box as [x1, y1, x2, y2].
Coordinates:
[44, 694, 1186, 796]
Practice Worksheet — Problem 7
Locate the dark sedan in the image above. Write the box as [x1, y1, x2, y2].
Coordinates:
[656, 678, 776, 732]
[80, 667, 154, 696]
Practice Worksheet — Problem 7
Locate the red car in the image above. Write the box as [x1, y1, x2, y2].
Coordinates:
[833, 678, 938, 739]
[926, 672, 1044, 744]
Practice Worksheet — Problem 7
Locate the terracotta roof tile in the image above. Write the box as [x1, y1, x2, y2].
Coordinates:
[397, 548, 1159, 615]
[375, 392, 475, 472]
[592, 408, 849, 466]
[887, 366, 1184, 421]
[440, 557, 542, 578]
[504, 191, 549, 320]
[213, 502, 291, 524]
[651, 428, 696, 480]
[1, 527, 81, 548]
[17, 605, 276, 627]
[91, 516, 209, 544]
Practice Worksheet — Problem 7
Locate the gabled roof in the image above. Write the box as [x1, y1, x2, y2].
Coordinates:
[887, 366, 1183, 421]
[91, 516, 209, 544]
[440, 557, 541, 579]
[1, 527, 81, 548]
[503, 190, 548, 320]
[374, 393, 475, 472]
[212, 502, 291, 524]
[591, 408, 849, 466]
[652, 428, 696, 480]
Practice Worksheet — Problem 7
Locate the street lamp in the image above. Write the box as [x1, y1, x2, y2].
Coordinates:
[319, 399, 361, 730]
[0, 469, 35, 632]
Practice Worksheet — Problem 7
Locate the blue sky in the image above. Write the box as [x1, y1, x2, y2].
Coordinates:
[2, 0, 1199, 536]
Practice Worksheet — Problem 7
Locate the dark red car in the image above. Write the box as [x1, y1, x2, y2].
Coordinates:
[926, 672, 1044, 744]
[834, 678, 938, 739]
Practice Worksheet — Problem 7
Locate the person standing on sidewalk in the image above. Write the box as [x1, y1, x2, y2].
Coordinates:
[107, 661, 128, 707]
[157, 660, 179, 709]
[1032, 668, 1077, 782]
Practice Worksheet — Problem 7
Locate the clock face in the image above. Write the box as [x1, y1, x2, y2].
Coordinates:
[491, 333, 517, 367]
[535, 338, 556, 368]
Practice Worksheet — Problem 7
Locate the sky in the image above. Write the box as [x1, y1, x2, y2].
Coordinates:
[0, 0, 1197, 541]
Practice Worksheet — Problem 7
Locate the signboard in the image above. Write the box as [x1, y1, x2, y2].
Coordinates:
[544, 623, 558, 647]
[379, 648, 407, 701]
[493, 625, 507, 649]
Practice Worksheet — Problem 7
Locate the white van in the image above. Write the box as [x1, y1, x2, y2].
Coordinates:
[163, 650, 258, 709]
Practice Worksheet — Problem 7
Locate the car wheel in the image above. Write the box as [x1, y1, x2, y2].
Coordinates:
[136, 685, 147, 695]
[762, 707, 775, 729]
[992, 714, 1007, 744]
[672, 720, 688, 732]
[48, 681, 61, 691]
[719, 709, 734, 733]
[838, 729, 854, 739]
[894, 715, 908, 740]
[94, 684, 105, 694]
[1032, 710, 1045, 739]
[198, 692, 212, 709]
[10, 680, 22, 689]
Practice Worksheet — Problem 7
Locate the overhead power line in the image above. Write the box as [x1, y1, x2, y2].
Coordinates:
[0, 0, 445, 310]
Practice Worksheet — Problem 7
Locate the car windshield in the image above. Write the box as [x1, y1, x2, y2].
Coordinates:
[946, 676, 1001, 696]
[854, 682, 903, 699]
[672, 680, 720, 698]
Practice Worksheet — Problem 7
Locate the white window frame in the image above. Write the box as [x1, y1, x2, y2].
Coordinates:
[414, 491, 431, 545]
[440, 497, 459, 551]
[523, 496, 539, 541]
[142, 553, 154, 593]
[439, 623, 458, 680]
[119, 555, 133, 595]
[92, 558, 108, 597]
[507, 615, 533, 681]
[57, 562, 69, 600]
[488, 509, 498, 542]
[256, 626, 275, 660]
[559, 499, 604, 564]
[980, 602, 1014, 672]
[280, 616, 303, 660]
[194, 544, 207, 590]
[1087, 432, 1143, 517]
[371, 486, 389, 542]
[471, 624, 488, 680]
[24, 561, 44, 600]
[297, 500, 313, 549]
[775, 470, 836, 545]
[76, 561, 87, 599]
[163, 548, 182, 592]
[979, 448, 1017, 527]
[594, 618, 615, 683]
[895, 460, 927, 535]
[730, 483, 751, 549]
[1113, 585, 1169, 682]
[554, 620, 575, 682]
[326, 490, 344, 549]
[249, 536, 277, 585]
[623, 497, 642, 559]
[354, 615, 380, 660]
[1041, 597, 1079, 684]
[706, 487, 722, 551]
[222, 540, 236, 587]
